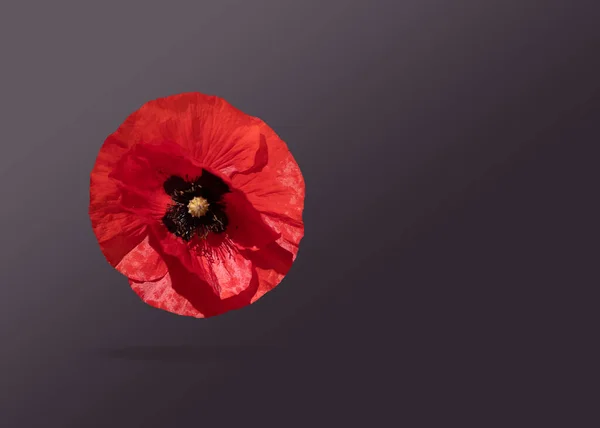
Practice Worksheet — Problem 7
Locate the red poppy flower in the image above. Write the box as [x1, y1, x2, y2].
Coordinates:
[89, 92, 304, 318]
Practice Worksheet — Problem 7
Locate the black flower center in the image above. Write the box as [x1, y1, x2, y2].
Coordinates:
[162, 169, 230, 241]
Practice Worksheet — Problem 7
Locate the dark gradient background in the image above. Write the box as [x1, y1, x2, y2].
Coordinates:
[1, 1, 599, 426]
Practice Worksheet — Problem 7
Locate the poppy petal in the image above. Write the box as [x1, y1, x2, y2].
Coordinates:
[240, 241, 296, 303]
[190, 246, 254, 300]
[129, 272, 204, 318]
[90, 135, 162, 277]
[113, 92, 265, 177]
[150, 225, 254, 299]
[130, 258, 260, 318]
[224, 188, 281, 250]
[230, 121, 305, 254]
[116, 234, 168, 282]
[230, 133, 269, 177]
[108, 140, 201, 222]
[91, 210, 148, 269]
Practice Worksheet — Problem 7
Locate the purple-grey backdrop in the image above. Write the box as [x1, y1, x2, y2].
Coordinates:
[1, 0, 599, 426]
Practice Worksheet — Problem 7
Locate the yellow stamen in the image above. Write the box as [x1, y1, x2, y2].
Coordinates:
[187, 196, 210, 217]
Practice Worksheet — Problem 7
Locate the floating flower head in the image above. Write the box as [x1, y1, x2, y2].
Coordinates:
[89, 92, 304, 317]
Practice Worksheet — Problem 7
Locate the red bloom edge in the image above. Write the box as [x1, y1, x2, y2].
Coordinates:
[89, 92, 305, 318]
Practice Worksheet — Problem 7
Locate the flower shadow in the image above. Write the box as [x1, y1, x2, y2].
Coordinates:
[99, 344, 273, 363]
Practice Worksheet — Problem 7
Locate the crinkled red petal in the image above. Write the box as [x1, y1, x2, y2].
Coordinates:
[116, 234, 168, 282]
[241, 241, 296, 303]
[130, 257, 260, 318]
[112, 92, 264, 177]
[150, 224, 254, 299]
[222, 188, 281, 250]
[90, 134, 167, 282]
[109, 140, 199, 222]
[231, 120, 305, 255]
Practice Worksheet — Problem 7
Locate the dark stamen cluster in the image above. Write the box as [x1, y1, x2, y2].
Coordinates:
[162, 169, 230, 241]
